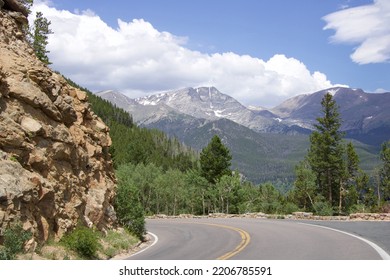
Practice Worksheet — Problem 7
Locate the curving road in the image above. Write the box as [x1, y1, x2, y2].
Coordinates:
[127, 218, 390, 260]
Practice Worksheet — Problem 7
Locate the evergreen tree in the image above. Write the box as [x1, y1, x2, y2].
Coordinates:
[356, 170, 376, 211]
[380, 141, 390, 203]
[337, 142, 362, 213]
[200, 135, 232, 184]
[31, 11, 53, 64]
[308, 92, 344, 208]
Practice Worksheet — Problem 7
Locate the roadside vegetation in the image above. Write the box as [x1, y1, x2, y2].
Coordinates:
[1, 224, 139, 260]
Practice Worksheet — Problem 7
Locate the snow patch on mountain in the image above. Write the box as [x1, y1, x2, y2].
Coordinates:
[328, 88, 340, 96]
[94, 86, 390, 145]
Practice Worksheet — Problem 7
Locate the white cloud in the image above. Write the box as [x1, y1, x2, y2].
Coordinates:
[32, 1, 336, 107]
[323, 0, 390, 64]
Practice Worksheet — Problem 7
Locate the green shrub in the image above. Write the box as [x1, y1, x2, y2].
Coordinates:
[0, 223, 32, 260]
[313, 201, 334, 216]
[282, 202, 300, 214]
[0, 248, 8, 260]
[61, 226, 100, 259]
[349, 203, 370, 214]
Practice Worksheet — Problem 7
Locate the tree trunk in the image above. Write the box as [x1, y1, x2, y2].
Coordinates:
[339, 179, 343, 215]
[202, 192, 205, 216]
[226, 197, 229, 214]
[327, 169, 332, 205]
[306, 191, 314, 209]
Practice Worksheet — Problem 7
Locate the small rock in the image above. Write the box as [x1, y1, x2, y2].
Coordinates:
[21, 116, 43, 135]
[76, 89, 87, 101]
[94, 120, 108, 132]
[24, 238, 37, 253]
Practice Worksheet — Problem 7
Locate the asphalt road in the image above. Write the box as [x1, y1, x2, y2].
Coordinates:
[127, 218, 389, 260]
[301, 220, 390, 257]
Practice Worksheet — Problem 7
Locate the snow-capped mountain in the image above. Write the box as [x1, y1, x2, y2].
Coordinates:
[272, 87, 390, 145]
[135, 87, 302, 133]
[95, 86, 390, 146]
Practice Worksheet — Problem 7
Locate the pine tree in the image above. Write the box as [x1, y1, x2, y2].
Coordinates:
[380, 141, 390, 203]
[200, 135, 232, 184]
[308, 92, 344, 208]
[31, 11, 53, 64]
[339, 142, 361, 213]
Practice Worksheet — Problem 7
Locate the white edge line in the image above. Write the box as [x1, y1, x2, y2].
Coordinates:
[299, 222, 390, 260]
[128, 231, 159, 258]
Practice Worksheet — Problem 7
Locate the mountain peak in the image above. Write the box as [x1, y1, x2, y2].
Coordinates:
[95, 86, 390, 146]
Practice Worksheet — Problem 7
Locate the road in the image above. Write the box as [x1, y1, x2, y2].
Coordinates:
[127, 218, 390, 260]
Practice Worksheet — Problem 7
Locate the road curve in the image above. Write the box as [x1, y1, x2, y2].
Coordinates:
[127, 220, 246, 260]
[127, 218, 387, 260]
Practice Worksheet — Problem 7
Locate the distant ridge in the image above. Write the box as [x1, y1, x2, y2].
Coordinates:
[94, 86, 386, 183]
[96, 86, 390, 145]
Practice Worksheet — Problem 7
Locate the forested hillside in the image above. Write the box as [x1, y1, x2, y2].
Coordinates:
[66, 78, 199, 172]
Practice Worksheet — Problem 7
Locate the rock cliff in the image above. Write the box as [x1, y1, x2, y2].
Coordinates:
[0, 6, 117, 244]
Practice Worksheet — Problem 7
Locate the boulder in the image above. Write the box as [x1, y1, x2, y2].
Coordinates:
[21, 116, 43, 135]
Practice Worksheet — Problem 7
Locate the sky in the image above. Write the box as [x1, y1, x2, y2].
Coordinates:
[31, 0, 390, 108]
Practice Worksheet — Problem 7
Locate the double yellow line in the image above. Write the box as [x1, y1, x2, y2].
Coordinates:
[199, 223, 251, 260]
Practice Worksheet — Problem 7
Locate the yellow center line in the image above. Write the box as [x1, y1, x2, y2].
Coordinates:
[197, 222, 251, 260]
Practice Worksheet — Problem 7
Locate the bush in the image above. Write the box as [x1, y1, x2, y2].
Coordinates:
[313, 201, 334, 216]
[349, 204, 370, 214]
[0, 223, 32, 260]
[0, 248, 8, 260]
[282, 202, 300, 214]
[380, 202, 390, 213]
[61, 226, 100, 259]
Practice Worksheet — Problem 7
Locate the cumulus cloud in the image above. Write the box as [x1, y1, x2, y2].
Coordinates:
[32, 1, 336, 107]
[323, 0, 390, 64]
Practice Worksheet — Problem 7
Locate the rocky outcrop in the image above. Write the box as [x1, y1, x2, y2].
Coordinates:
[0, 8, 117, 243]
[2, 0, 29, 17]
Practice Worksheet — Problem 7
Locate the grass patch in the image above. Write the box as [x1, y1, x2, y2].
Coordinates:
[100, 228, 139, 259]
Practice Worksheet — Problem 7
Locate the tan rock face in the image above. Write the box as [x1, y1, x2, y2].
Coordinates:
[0, 9, 117, 243]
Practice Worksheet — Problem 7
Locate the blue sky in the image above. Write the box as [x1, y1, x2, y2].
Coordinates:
[32, 0, 390, 107]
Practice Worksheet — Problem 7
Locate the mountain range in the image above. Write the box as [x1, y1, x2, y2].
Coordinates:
[95, 86, 389, 184]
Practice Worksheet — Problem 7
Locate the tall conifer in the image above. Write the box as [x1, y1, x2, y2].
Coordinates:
[200, 135, 232, 184]
[308, 93, 344, 207]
